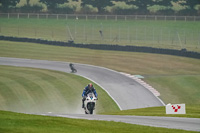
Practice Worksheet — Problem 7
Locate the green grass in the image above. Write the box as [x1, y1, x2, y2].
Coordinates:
[0, 18, 200, 51]
[0, 110, 197, 133]
[0, 65, 119, 114]
[103, 105, 200, 118]
[144, 75, 200, 105]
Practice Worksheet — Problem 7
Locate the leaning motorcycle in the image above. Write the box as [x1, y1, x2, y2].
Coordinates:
[71, 67, 77, 73]
[84, 93, 97, 114]
[70, 64, 77, 73]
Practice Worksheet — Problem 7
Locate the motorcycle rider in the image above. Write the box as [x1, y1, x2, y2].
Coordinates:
[69, 63, 76, 72]
[82, 83, 98, 108]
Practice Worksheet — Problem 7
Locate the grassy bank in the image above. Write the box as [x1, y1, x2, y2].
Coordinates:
[0, 65, 119, 114]
[0, 110, 197, 133]
[103, 105, 200, 118]
[144, 75, 200, 105]
[0, 18, 200, 51]
[0, 40, 200, 106]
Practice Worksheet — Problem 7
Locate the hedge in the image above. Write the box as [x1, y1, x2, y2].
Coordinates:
[0, 35, 199, 59]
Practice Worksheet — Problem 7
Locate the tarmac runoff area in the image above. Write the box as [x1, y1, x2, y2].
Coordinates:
[0, 57, 199, 131]
[40, 113, 200, 132]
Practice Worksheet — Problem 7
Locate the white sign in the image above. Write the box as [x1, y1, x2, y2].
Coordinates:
[166, 104, 186, 114]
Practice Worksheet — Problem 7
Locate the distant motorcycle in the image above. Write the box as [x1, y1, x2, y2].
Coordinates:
[84, 93, 97, 114]
[69, 63, 77, 73]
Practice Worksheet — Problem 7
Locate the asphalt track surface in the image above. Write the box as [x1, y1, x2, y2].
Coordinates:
[42, 114, 200, 132]
[0, 57, 200, 131]
[0, 57, 164, 110]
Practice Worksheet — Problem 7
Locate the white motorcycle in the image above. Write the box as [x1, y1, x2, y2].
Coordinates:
[84, 93, 97, 114]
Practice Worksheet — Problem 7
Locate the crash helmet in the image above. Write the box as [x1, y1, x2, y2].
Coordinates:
[88, 83, 93, 89]
[69, 63, 73, 66]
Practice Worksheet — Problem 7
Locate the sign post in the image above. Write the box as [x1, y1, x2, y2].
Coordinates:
[166, 104, 186, 114]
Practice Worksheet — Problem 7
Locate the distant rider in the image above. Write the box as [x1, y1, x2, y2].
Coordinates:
[69, 63, 74, 70]
[69, 63, 76, 72]
[82, 83, 98, 108]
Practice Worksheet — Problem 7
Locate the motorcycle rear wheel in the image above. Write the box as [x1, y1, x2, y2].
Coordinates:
[72, 69, 77, 73]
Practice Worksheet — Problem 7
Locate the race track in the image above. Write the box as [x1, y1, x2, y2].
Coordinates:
[0, 57, 164, 110]
[42, 114, 200, 132]
[1, 57, 200, 131]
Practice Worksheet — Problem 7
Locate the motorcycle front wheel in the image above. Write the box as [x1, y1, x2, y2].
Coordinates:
[87, 103, 94, 114]
[89, 109, 93, 114]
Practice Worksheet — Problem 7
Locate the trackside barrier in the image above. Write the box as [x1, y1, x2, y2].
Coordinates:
[166, 103, 186, 114]
[0, 13, 200, 21]
[0, 35, 200, 59]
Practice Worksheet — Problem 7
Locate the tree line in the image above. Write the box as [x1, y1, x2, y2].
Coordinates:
[0, 0, 199, 15]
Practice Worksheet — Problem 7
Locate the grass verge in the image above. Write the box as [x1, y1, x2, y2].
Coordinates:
[102, 105, 200, 118]
[0, 18, 200, 51]
[144, 75, 200, 105]
[0, 65, 119, 114]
